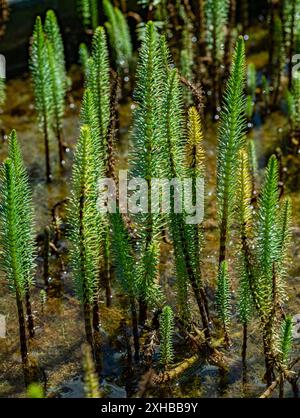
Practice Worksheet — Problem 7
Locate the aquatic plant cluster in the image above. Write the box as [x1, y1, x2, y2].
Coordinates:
[0, 0, 300, 399]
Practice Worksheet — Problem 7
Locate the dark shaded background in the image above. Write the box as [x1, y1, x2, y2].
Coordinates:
[0, 0, 268, 77]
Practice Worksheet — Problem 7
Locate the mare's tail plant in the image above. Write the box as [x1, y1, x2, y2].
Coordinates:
[88, 26, 111, 164]
[77, 0, 99, 32]
[30, 16, 53, 182]
[110, 212, 140, 360]
[246, 63, 256, 121]
[237, 150, 253, 362]
[286, 72, 300, 141]
[283, 0, 300, 88]
[217, 36, 246, 266]
[270, 16, 285, 107]
[280, 316, 293, 366]
[160, 65, 191, 324]
[216, 261, 231, 347]
[87, 26, 112, 306]
[204, 0, 229, 110]
[159, 306, 175, 370]
[103, 0, 132, 71]
[82, 343, 101, 398]
[184, 106, 211, 334]
[44, 10, 68, 166]
[247, 156, 292, 384]
[0, 131, 36, 379]
[255, 155, 280, 384]
[79, 43, 90, 81]
[177, 1, 194, 105]
[130, 21, 164, 324]
[68, 125, 103, 369]
[247, 138, 258, 197]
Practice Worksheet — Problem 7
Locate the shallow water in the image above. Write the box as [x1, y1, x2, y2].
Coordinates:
[1, 51, 300, 398]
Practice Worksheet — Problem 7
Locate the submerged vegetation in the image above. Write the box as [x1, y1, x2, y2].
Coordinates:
[1, 0, 300, 399]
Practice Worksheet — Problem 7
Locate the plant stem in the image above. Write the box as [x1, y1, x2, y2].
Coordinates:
[25, 286, 35, 339]
[288, 0, 296, 89]
[103, 237, 112, 307]
[43, 116, 51, 183]
[242, 323, 247, 365]
[55, 123, 64, 168]
[43, 226, 50, 291]
[262, 324, 275, 386]
[92, 299, 102, 374]
[130, 296, 140, 361]
[139, 298, 147, 326]
[15, 286, 29, 369]
[219, 215, 227, 265]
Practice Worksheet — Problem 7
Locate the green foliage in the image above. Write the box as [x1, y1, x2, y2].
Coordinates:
[88, 26, 111, 163]
[280, 316, 293, 365]
[246, 62, 256, 119]
[247, 138, 258, 182]
[177, 0, 194, 104]
[77, 0, 99, 31]
[247, 63, 256, 98]
[68, 125, 102, 304]
[80, 89, 103, 176]
[283, 0, 300, 51]
[205, 0, 229, 62]
[159, 305, 175, 369]
[254, 155, 280, 318]
[40, 289, 47, 305]
[27, 383, 44, 398]
[0, 131, 36, 295]
[131, 22, 185, 308]
[161, 69, 185, 178]
[82, 343, 101, 398]
[286, 72, 300, 131]
[186, 107, 205, 178]
[216, 261, 231, 332]
[110, 213, 137, 298]
[131, 21, 163, 180]
[30, 16, 53, 138]
[160, 67, 191, 321]
[276, 197, 292, 301]
[103, 0, 132, 69]
[46, 40, 65, 141]
[184, 107, 205, 312]
[79, 43, 90, 81]
[237, 150, 253, 324]
[237, 150, 252, 237]
[217, 37, 246, 247]
[251, 155, 291, 323]
[44, 10, 68, 93]
[278, 198, 292, 264]
[270, 16, 285, 103]
[246, 95, 254, 120]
